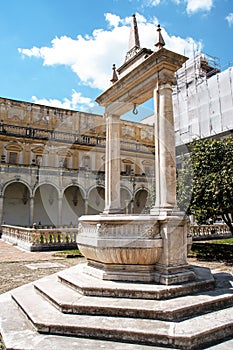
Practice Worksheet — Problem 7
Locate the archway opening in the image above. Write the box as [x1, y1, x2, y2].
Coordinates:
[62, 186, 84, 226]
[3, 182, 30, 226]
[87, 186, 105, 214]
[134, 189, 148, 214]
[34, 184, 58, 227]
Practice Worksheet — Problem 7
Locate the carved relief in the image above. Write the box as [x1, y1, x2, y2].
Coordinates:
[97, 223, 108, 236]
[7, 106, 26, 121]
[122, 125, 135, 138]
[144, 223, 160, 238]
[140, 128, 153, 141]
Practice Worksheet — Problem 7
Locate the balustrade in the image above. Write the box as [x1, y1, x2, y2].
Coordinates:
[0, 122, 153, 154]
[1, 224, 78, 251]
[190, 223, 230, 239]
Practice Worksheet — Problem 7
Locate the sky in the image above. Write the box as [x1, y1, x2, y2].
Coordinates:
[0, 0, 232, 120]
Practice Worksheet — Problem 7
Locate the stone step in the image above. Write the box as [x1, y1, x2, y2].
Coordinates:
[11, 282, 233, 350]
[0, 291, 169, 350]
[34, 273, 233, 321]
[57, 263, 215, 300]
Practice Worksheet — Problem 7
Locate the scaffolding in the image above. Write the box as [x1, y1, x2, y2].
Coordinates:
[173, 52, 233, 148]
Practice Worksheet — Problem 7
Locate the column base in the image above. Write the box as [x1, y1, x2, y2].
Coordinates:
[153, 264, 196, 285]
[150, 205, 182, 217]
[102, 207, 124, 214]
[83, 261, 196, 285]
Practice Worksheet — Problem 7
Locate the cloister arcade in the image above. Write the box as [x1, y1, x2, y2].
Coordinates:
[1, 180, 148, 227]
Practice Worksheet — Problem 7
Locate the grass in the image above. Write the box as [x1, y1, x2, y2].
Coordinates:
[189, 238, 233, 263]
[53, 249, 83, 258]
[204, 237, 233, 244]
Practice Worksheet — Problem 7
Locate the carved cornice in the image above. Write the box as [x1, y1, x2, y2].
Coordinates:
[96, 48, 187, 116]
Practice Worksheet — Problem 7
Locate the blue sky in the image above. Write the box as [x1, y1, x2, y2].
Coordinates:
[0, 0, 232, 118]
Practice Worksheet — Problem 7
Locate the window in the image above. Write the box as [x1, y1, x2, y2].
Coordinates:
[83, 155, 90, 169]
[63, 157, 69, 169]
[145, 167, 151, 176]
[35, 155, 42, 166]
[126, 164, 132, 175]
[9, 152, 18, 165]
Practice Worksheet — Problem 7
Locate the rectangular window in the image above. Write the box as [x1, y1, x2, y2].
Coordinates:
[125, 164, 132, 175]
[9, 152, 18, 165]
[63, 157, 68, 169]
[83, 156, 90, 169]
[145, 167, 151, 176]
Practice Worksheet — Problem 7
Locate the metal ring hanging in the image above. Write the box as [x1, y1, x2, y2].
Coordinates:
[133, 103, 138, 115]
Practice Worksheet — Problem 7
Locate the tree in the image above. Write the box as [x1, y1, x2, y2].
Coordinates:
[177, 137, 233, 235]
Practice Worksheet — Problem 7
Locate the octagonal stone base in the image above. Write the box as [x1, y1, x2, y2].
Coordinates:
[77, 214, 195, 285]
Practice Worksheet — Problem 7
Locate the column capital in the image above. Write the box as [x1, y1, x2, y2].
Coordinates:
[104, 110, 121, 119]
[157, 71, 176, 88]
[158, 81, 174, 90]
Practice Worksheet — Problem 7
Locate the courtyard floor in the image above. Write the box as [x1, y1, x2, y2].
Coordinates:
[0, 239, 83, 294]
[0, 238, 232, 294]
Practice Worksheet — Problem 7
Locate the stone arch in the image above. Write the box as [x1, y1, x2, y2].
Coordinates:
[62, 183, 85, 199]
[2, 181, 31, 226]
[2, 179, 31, 197]
[33, 184, 59, 227]
[32, 181, 60, 197]
[62, 185, 85, 226]
[87, 185, 105, 214]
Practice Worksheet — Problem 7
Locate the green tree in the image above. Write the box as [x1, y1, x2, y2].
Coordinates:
[177, 137, 233, 234]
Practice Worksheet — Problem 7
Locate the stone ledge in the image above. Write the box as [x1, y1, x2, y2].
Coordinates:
[10, 281, 233, 350]
[34, 273, 233, 321]
[58, 263, 215, 299]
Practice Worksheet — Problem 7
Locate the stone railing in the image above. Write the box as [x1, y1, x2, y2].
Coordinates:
[1, 225, 78, 251]
[190, 223, 231, 240]
[0, 122, 154, 155]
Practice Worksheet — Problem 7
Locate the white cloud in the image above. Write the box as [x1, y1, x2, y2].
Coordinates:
[105, 13, 121, 28]
[31, 90, 94, 111]
[226, 13, 233, 27]
[186, 0, 213, 15]
[19, 13, 202, 92]
[142, 0, 162, 6]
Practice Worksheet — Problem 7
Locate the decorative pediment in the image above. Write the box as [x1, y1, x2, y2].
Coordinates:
[122, 159, 134, 164]
[5, 141, 23, 152]
[31, 146, 44, 155]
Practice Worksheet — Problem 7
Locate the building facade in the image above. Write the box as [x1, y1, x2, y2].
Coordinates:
[143, 52, 233, 154]
[0, 97, 155, 229]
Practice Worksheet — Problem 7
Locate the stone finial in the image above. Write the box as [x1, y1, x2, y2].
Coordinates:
[110, 64, 118, 84]
[155, 24, 165, 50]
[128, 14, 140, 51]
[125, 14, 141, 62]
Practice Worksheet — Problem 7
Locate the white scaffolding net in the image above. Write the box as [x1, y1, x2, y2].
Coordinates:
[173, 52, 233, 147]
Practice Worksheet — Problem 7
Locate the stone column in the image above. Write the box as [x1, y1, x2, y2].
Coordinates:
[0, 195, 3, 225]
[151, 78, 177, 215]
[29, 196, 34, 226]
[84, 197, 88, 215]
[58, 196, 62, 226]
[103, 113, 122, 214]
[150, 79, 195, 284]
